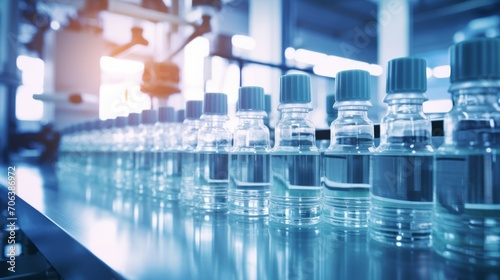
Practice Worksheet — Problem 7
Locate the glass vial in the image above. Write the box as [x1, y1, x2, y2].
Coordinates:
[181, 100, 203, 206]
[369, 57, 434, 248]
[153, 106, 175, 198]
[135, 109, 158, 195]
[229, 86, 271, 216]
[194, 93, 232, 212]
[433, 38, 500, 266]
[270, 73, 322, 226]
[323, 70, 375, 229]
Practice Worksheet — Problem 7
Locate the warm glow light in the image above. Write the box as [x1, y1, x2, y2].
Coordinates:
[432, 65, 451, 78]
[231, 35, 256, 51]
[50, 20, 60, 30]
[100, 56, 144, 73]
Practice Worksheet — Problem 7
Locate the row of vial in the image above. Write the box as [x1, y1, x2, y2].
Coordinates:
[57, 38, 500, 267]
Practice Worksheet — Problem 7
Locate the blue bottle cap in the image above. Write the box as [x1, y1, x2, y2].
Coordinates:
[280, 74, 311, 104]
[158, 106, 175, 123]
[141, 109, 157, 124]
[335, 70, 371, 101]
[115, 116, 128, 128]
[386, 57, 427, 93]
[104, 119, 114, 129]
[85, 121, 94, 131]
[450, 37, 500, 83]
[326, 95, 336, 114]
[238, 86, 265, 111]
[265, 94, 271, 114]
[186, 100, 203, 119]
[203, 93, 228, 115]
[96, 120, 105, 130]
[176, 109, 185, 123]
[128, 113, 141, 127]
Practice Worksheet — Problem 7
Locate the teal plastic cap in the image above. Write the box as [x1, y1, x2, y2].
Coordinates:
[238, 86, 265, 111]
[450, 37, 500, 82]
[203, 92, 228, 115]
[386, 57, 427, 93]
[186, 100, 203, 119]
[280, 74, 311, 104]
[335, 70, 371, 101]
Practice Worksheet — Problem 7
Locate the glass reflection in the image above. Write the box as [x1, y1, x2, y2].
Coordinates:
[320, 225, 368, 279]
[368, 238, 435, 280]
[228, 215, 270, 280]
[269, 223, 321, 280]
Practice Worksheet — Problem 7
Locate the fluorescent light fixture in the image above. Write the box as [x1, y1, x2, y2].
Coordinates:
[432, 65, 451, 79]
[426, 67, 433, 79]
[100, 56, 145, 73]
[294, 48, 327, 65]
[423, 99, 453, 114]
[368, 64, 383, 76]
[312, 64, 338, 78]
[231, 35, 256, 51]
[284, 47, 295, 60]
[286, 48, 381, 76]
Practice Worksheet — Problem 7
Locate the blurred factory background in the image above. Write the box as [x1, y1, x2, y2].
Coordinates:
[1, 0, 499, 163]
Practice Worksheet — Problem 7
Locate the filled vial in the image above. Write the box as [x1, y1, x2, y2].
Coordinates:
[433, 38, 500, 266]
[270, 74, 322, 226]
[194, 93, 232, 212]
[369, 57, 434, 248]
[229, 86, 271, 216]
[180, 101, 203, 206]
[323, 70, 375, 229]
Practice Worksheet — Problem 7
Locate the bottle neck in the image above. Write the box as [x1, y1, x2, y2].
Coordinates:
[278, 103, 311, 118]
[329, 105, 374, 150]
[233, 111, 270, 150]
[443, 82, 500, 148]
[451, 86, 498, 109]
[275, 103, 317, 150]
[379, 93, 433, 150]
[337, 105, 370, 118]
[201, 114, 229, 125]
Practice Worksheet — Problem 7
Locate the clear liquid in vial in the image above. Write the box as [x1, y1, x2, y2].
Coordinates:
[270, 152, 321, 225]
[229, 153, 271, 216]
[434, 122, 500, 266]
[370, 136, 434, 248]
[194, 152, 229, 212]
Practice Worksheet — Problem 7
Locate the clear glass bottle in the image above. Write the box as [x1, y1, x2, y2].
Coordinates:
[180, 100, 203, 206]
[369, 57, 434, 248]
[152, 106, 175, 198]
[323, 70, 375, 229]
[194, 93, 232, 212]
[98, 118, 115, 186]
[270, 73, 322, 226]
[111, 116, 128, 189]
[134, 109, 158, 195]
[433, 38, 500, 266]
[83, 120, 101, 180]
[120, 113, 141, 192]
[229, 86, 271, 216]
